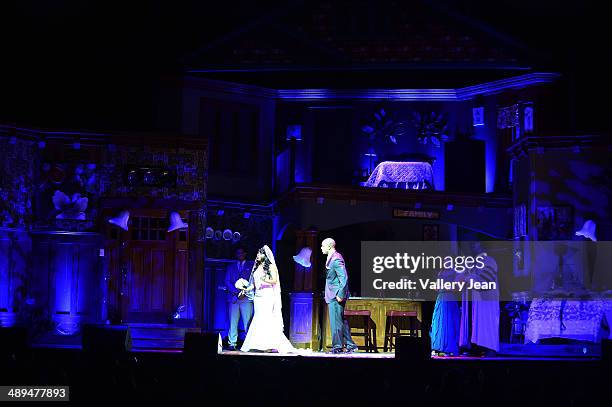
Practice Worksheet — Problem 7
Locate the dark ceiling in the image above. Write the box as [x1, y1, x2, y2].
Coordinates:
[4, 0, 610, 132]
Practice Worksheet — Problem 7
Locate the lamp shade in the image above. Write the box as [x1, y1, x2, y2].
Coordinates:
[293, 247, 312, 268]
[168, 212, 188, 232]
[576, 220, 597, 241]
[108, 210, 130, 231]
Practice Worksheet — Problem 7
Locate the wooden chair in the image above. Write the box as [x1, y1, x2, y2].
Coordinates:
[383, 310, 421, 352]
[344, 309, 377, 353]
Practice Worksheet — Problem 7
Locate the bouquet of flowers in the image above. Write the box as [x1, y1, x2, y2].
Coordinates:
[235, 278, 249, 290]
[235, 278, 250, 299]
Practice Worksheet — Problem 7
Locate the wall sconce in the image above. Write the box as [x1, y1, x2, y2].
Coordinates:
[168, 212, 188, 232]
[576, 220, 597, 241]
[293, 247, 312, 268]
[108, 210, 130, 231]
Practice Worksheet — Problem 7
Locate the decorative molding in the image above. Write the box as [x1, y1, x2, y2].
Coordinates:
[277, 88, 458, 101]
[29, 230, 102, 236]
[207, 199, 275, 217]
[99, 197, 203, 210]
[277, 183, 512, 209]
[0, 125, 207, 149]
[183, 76, 277, 99]
[506, 135, 610, 159]
[184, 72, 560, 102]
[456, 73, 560, 99]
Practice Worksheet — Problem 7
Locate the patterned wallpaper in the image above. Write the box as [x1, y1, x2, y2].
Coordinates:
[0, 139, 37, 229]
[100, 146, 207, 201]
[1, 135, 208, 231]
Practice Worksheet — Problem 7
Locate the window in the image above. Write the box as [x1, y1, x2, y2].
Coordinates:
[131, 217, 168, 241]
[200, 99, 259, 174]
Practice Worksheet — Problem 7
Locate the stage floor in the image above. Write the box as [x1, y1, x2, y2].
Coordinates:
[29, 325, 603, 360]
[30, 343, 603, 361]
[124, 349, 600, 362]
[221, 349, 395, 358]
[217, 350, 598, 361]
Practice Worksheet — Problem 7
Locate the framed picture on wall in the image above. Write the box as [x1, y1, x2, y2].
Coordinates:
[472, 106, 485, 127]
[423, 224, 439, 241]
[536, 206, 573, 240]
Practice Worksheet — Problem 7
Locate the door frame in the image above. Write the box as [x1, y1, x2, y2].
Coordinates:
[100, 198, 204, 325]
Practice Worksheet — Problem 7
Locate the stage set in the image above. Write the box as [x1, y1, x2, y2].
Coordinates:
[3, 0, 612, 403]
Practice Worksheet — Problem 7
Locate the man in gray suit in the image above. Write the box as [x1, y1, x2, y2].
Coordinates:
[225, 247, 254, 350]
[321, 238, 357, 354]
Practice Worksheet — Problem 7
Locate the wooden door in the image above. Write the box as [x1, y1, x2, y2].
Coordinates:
[104, 209, 189, 323]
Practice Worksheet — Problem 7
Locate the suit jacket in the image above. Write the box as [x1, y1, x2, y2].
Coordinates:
[324, 251, 350, 304]
[225, 260, 255, 302]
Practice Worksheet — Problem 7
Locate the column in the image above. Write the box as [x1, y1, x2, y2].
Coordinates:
[289, 229, 322, 350]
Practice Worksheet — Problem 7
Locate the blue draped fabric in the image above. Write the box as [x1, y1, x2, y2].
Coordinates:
[430, 291, 460, 355]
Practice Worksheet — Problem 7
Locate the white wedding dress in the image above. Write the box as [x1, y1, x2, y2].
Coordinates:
[240, 263, 296, 353]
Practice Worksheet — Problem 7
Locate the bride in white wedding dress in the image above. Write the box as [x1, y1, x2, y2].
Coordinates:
[240, 245, 297, 353]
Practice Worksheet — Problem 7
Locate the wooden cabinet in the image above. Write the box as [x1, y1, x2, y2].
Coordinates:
[289, 292, 322, 350]
[30, 231, 103, 334]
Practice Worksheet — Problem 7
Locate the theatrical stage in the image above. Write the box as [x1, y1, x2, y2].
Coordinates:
[31, 329, 604, 361]
[5, 1, 612, 404]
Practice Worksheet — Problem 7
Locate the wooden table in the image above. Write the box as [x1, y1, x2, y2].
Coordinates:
[322, 297, 422, 351]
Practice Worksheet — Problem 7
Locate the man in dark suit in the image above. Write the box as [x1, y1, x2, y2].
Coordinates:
[225, 247, 254, 350]
[321, 238, 357, 354]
